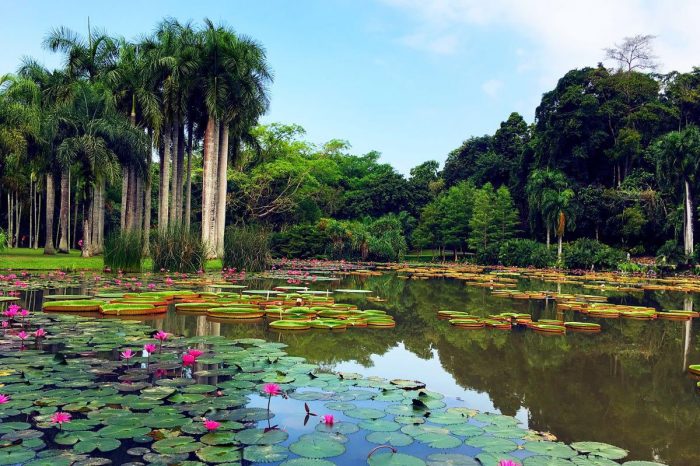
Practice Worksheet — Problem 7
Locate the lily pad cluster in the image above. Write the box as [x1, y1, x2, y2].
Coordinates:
[0, 311, 667, 465]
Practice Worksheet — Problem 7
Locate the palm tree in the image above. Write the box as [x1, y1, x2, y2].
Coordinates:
[526, 169, 569, 248]
[541, 186, 575, 260]
[653, 126, 700, 257]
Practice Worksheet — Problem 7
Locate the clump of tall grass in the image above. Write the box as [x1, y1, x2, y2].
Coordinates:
[151, 225, 206, 273]
[104, 231, 143, 273]
[223, 225, 271, 272]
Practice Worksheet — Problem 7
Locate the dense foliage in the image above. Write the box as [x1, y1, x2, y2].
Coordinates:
[150, 225, 206, 273]
[222, 225, 271, 272]
[2, 28, 700, 269]
[104, 231, 143, 273]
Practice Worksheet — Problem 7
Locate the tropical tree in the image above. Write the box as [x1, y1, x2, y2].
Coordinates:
[652, 126, 700, 256]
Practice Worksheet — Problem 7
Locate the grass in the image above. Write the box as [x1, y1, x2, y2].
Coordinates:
[0, 248, 222, 272]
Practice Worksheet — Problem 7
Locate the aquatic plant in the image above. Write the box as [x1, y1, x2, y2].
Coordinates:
[104, 231, 144, 273]
[50, 411, 71, 429]
[222, 224, 272, 272]
[203, 419, 221, 431]
[150, 225, 206, 273]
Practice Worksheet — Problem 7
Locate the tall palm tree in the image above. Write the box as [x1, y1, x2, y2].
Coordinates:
[653, 126, 700, 257]
[526, 169, 569, 248]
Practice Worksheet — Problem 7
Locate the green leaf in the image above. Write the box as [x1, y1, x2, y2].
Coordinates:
[368, 452, 426, 466]
[243, 444, 289, 463]
[366, 431, 414, 447]
[73, 437, 121, 454]
[235, 428, 289, 445]
[570, 442, 628, 460]
[426, 453, 479, 466]
[196, 445, 242, 463]
[289, 437, 345, 458]
[152, 436, 200, 454]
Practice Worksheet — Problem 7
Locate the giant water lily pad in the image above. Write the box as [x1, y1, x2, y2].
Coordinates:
[236, 428, 288, 445]
[196, 445, 242, 463]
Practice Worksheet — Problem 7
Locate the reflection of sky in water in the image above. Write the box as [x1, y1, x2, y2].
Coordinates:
[333, 343, 531, 426]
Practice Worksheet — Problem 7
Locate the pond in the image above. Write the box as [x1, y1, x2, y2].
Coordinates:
[6, 266, 700, 465]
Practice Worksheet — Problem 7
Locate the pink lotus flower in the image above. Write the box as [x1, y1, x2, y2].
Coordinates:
[182, 354, 196, 366]
[121, 349, 134, 360]
[263, 383, 282, 396]
[1, 321, 8, 329]
[203, 419, 220, 430]
[154, 330, 169, 342]
[51, 411, 71, 427]
[187, 349, 204, 359]
[147, 283, 156, 290]
[0, 394, 10, 404]
[34, 328, 46, 338]
[498, 461, 521, 466]
[17, 331, 28, 341]
[20, 309, 28, 317]
[144, 344, 157, 354]
[322, 414, 334, 426]
[165, 277, 173, 286]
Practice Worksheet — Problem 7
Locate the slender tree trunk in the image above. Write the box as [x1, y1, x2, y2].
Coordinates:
[72, 195, 79, 248]
[557, 234, 563, 261]
[82, 194, 93, 258]
[121, 166, 128, 231]
[58, 169, 70, 253]
[67, 170, 71, 249]
[201, 115, 219, 253]
[159, 120, 172, 230]
[6, 193, 11, 248]
[34, 187, 41, 249]
[185, 120, 193, 230]
[143, 131, 153, 256]
[97, 178, 105, 253]
[546, 227, 550, 248]
[135, 172, 143, 236]
[176, 123, 185, 223]
[684, 180, 694, 256]
[15, 198, 21, 248]
[169, 113, 180, 226]
[215, 122, 229, 257]
[29, 179, 33, 249]
[44, 173, 56, 254]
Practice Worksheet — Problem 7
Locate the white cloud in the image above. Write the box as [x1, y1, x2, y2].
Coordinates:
[482, 79, 503, 98]
[382, 0, 700, 86]
[399, 31, 460, 55]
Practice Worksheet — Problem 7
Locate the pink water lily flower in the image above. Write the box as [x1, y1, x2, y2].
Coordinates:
[322, 414, 334, 426]
[182, 353, 196, 366]
[50, 411, 72, 428]
[144, 344, 157, 354]
[154, 330, 169, 341]
[34, 328, 46, 338]
[121, 349, 134, 360]
[165, 277, 173, 286]
[1, 321, 8, 329]
[203, 419, 221, 431]
[0, 394, 10, 404]
[187, 349, 204, 359]
[263, 383, 281, 396]
[147, 283, 156, 290]
[20, 309, 29, 317]
[17, 331, 28, 340]
[498, 460, 521, 466]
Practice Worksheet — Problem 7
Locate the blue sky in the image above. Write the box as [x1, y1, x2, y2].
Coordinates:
[2, 0, 699, 174]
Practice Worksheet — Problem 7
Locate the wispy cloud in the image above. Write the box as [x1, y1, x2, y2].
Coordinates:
[481, 79, 503, 98]
[381, 0, 700, 84]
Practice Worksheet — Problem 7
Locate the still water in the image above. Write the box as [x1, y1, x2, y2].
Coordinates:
[25, 272, 700, 465]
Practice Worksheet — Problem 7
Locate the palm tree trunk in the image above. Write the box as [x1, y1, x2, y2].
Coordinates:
[67, 170, 71, 249]
[72, 195, 79, 248]
[121, 166, 128, 230]
[135, 173, 144, 236]
[97, 178, 105, 253]
[34, 187, 41, 249]
[7, 193, 11, 248]
[546, 227, 550, 248]
[176, 123, 185, 223]
[169, 113, 180, 226]
[201, 115, 219, 254]
[44, 173, 56, 254]
[557, 235, 563, 261]
[159, 121, 172, 230]
[185, 120, 193, 230]
[29, 179, 33, 250]
[685, 179, 694, 256]
[82, 194, 93, 258]
[58, 169, 69, 253]
[215, 122, 229, 257]
[143, 132, 153, 256]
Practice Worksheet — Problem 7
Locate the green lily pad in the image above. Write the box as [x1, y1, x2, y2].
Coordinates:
[315, 421, 359, 435]
[366, 431, 414, 447]
[343, 407, 385, 420]
[152, 436, 200, 454]
[280, 459, 335, 466]
[73, 437, 121, 454]
[201, 432, 238, 446]
[0, 447, 37, 465]
[97, 425, 151, 439]
[524, 457, 574, 466]
[368, 452, 426, 466]
[359, 419, 401, 432]
[426, 453, 479, 466]
[196, 445, 242, 463]
[570, 442, 627, 460]
[524, 442, 577, 458]
[466, 435, 518, 453]
[236, 428, 289, 445]
[243, 444, 289, 463]
[289, 437, 345, 458]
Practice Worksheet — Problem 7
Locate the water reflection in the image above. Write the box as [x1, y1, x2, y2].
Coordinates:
[22, 273, 700, 465]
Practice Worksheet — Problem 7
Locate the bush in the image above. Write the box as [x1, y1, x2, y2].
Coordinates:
[563, 238, 626, 270]
[151, 225, 206, 273]
[657, 240, 686, 265]
[499, 239, 555, 268]
[223, 225, 271, 272]
[271, 224, 330, 259]
[104, 231, 143, 273]
[0, 229, 6, 252]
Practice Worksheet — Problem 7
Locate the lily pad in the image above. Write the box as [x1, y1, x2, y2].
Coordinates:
[368, 451, 426, 466]
[289, 437, 345, 458]
[366, 431, 414, 447]
[426, 453, 479, 466]
[570, 442, 627, 460]
[243, 444, 289, 463]
[236, 428, 289, 445]
[196, 445, 242, 463]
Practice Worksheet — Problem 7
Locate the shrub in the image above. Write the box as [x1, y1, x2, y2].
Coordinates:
[271, 224, 330, 259]
[151, 225, 206, 273]
[657, 240, 686, 265]
[499, 239, 555, 268]
[223, 225, 271, 272]
[0, 229, 6, 252]
[104, 231, 143, 273]
[563, 238, 625, 270]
